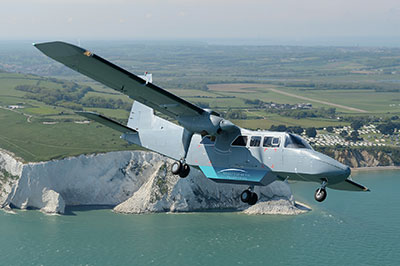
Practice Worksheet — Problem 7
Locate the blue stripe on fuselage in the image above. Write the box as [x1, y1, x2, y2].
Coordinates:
[199, 166, 268, 183]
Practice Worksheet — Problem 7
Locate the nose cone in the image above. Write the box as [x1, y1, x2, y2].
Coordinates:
[310, 151, 351, 180]
[319, 160, 347, 176]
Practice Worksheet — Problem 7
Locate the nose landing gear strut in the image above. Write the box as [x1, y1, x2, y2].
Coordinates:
[314, 181, 327, 202]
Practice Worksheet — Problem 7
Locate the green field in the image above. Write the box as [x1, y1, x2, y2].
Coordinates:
[0, 74, 137, 162]
[0, 108, 138, 162]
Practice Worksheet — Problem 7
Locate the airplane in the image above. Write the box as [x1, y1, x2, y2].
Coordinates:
[34, 41, 370, 205]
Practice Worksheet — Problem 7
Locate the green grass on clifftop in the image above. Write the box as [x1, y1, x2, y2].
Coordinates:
[0, 108, 139, 162]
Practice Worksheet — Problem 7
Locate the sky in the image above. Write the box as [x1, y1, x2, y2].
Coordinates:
[1, 0, 400, 45]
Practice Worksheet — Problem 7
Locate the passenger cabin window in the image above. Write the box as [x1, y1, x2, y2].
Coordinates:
[284, 134, 312, 149]
[250, 136, 261, 147]
[201, 135, 215, 145]
[263, 137, 280, 148]
[231, 136, 248, 146]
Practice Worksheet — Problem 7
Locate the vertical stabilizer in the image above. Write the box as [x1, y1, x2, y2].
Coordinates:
[127, 101, 154, 130]
[124, 100, 189, 161]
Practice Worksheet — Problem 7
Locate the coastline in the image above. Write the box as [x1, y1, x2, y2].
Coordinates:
[351, 166, 400, 172]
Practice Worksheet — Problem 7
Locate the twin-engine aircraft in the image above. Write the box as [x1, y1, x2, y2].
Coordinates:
[35, 42, 369, 205]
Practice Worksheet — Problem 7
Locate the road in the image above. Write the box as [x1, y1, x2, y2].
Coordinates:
[268, 88, 368, 113]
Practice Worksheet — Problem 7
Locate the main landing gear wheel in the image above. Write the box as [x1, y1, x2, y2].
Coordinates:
[314, 188, 327, 202]
[171, 161, 182, 175]
[171, 161, 190, 178]
[240, 190, 258, 205]
[179, 163, 190, 178]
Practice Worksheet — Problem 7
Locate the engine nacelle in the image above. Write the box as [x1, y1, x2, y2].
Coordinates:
[219, 119, 240, 133]
[178, 113, 238, 136]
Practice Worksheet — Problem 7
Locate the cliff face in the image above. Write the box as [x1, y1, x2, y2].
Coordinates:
[0, 150, 23, 205]
[333, 149, 394, 168]
[1, 147, 395, 215]
[0, 150, 303, 215]
[113, 160, 294, 214]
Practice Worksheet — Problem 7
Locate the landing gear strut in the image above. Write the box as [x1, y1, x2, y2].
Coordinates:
[314, 181, 327, 202]
[240, 187, 258, 205]
[171, 161, 190, 178]
[171, 129, 192, 178]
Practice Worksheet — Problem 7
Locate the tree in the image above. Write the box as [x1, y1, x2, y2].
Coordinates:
[270, 125, 287, 132]
[351, 120, 363, 131]
[326, 126, 334, 133]
[305, 127, 317, 137]
[226, 109, 247, 119]
[340, 130, 348, 138]
[288, 126, 304, 134]
[349, 131, 362, 142]
[377, 123, 396, 135]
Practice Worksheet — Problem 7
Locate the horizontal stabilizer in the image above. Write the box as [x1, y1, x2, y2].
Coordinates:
[76, 111, 137, 134]
[328, 178, 370, 192]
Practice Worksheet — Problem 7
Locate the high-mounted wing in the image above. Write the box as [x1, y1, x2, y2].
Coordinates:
[34, 41, 206, 119]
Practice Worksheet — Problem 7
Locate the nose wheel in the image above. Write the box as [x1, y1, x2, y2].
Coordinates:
[240, 188, 258, 205]
[171, 161, 190, 178]
[314, 181, 327, 202]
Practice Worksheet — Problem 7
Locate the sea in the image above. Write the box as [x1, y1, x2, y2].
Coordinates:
[0, 170, 399, 266]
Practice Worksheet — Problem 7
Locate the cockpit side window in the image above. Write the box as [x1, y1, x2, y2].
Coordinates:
[231, 136, 248, 146]
[250, 136, 261, 147]
[200, 135, 215, 145]
[284, 134, 312, 149]
[263, 136, 280, 147]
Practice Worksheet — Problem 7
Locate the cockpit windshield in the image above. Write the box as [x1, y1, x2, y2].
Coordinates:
[284, 134, 313, 150]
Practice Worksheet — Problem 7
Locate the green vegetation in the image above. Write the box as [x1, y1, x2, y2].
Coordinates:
[271, 107, 336, 119]
[0, 169, 19, 182]
[0, 73, 139, 162]
[0, 108, 139, 162]
[15, 84, 131, 111]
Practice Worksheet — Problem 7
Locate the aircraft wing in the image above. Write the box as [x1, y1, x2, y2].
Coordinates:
[34, 41, 206, 119]
[76, 111, 137, 134]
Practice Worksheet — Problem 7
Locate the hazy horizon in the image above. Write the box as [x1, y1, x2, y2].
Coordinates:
[1, 0, 400, 47]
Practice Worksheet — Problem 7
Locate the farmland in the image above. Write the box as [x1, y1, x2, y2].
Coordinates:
[0, 41, 400, 161]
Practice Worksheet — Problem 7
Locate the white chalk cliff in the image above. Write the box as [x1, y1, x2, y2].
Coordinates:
[0, 150, 309, 215]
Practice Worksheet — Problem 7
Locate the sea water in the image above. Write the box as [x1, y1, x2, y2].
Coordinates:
[0, 170, 399, 266]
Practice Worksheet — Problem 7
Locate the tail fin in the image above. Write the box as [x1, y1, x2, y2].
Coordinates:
[125, 100, 187, 160]
[127, 101, 154, 130]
